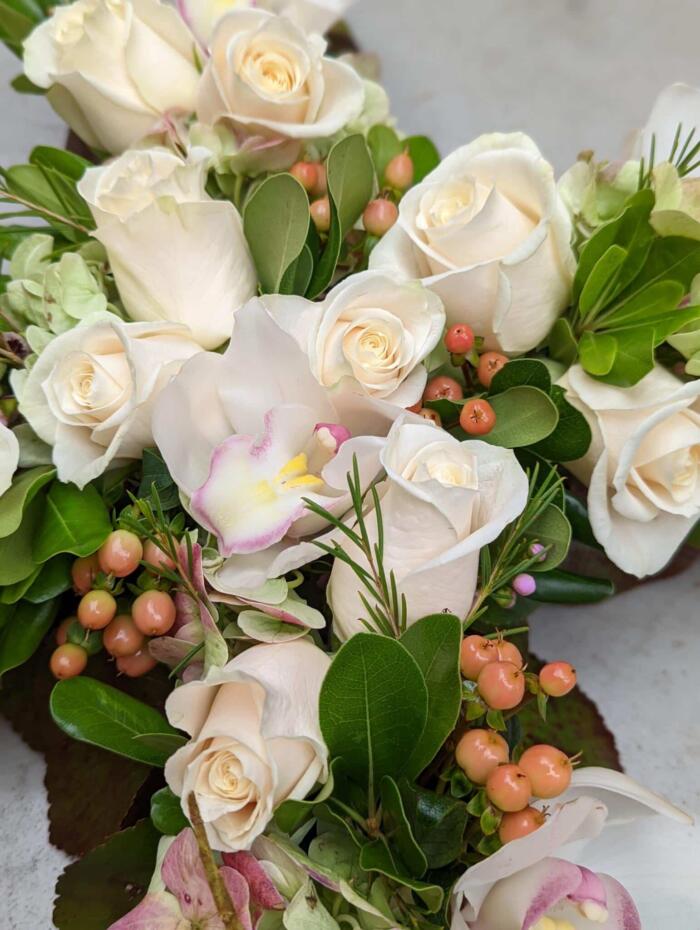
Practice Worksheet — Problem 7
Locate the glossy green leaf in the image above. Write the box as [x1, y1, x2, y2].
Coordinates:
[579, 330, 617, 376]
[138, 447, 179, 509]
[548, 317, 578, 367]
[599, 327, 655, 386]
[578, 243, 628, 319]
[358, 839, 443, 912]
[380, 775, 427, 877]
[319, 632, 428, 792]
[489, 358, 551, 395]
[404, 135, 440, 183]
[30, 145, 91, 181]
[243, 172, 310, 293]
[150, 786, 188, 835]
[399, 781, 468, 869]
[399, 613, 462, 778]
[531, 386, 592, 462]
[24, 553, 73, 602]
[279, 242, 314, 296]
[306, 134, 374, 298]
[50, 676, 183, 766]
[367, 124, 402, 182]
[0, 599, 58, 678]
[564, 492, 601, 549]
[32, 480, 111, 562]
[523, 504, 571, 571]
[0, 493, 43, 585]
[53, 820, 161, 930]
[598, 279, 684, 329]
[482, 386, 559, 448]
[0, 465, 54, 538]
[530, 569, 614, 604]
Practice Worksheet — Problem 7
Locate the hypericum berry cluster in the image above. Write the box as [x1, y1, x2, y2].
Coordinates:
[411, 322, 514, 437]
[49, 530, 178, 681]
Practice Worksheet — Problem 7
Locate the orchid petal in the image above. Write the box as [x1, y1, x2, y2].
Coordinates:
[568, 767, 693, 826]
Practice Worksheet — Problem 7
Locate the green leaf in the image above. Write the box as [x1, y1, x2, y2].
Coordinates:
[399, 781, 468, 869]
[399, 613, 462, 778]
[243, 172, 310, 293]
[10, 72, 43, 93]
[0, 0, 37, 44]
[531, 387, 592, 462]
[380, 775, 427, 877]
[306, 134, 374, 298]
[319, 633, 428, 793]
[0, 465, 54, 538]
[548, 317, 578, 367]
[578, 244, 628, 319]
[367, 124, 402, 183]
[564, 492, 601, 549]
[612, 235, 700, 312]
[530, 569, 614, 604]
[279, 242, 314, 296]
[53, 820, 161, 930]
[358, 839, 443, 912]
[150, 786, 188, 835]
[404, 135, 440, 183]
[489, 358, 551, 395]
[50, 676, 183, 766]
[0, 599, 58, 678]
[274, 759, 338, 834]
[284, 881, 340, 930]
[523, 504, 571, 571]
[0, 493, 43, 585]
[24, 553, 73, 602]
[579, 330, 617, 376]
[32, 480, 111, 562]
[482, 386, 559, 449]
[30, 145, 91, 182]
[138, 447, 179, 509]
[598, 279, 684, 329]
[600, 327, 655, 386]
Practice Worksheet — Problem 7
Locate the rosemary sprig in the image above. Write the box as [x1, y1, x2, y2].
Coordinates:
[304, 456, 406, 638]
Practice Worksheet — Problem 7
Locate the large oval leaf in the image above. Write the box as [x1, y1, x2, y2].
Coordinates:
[32, 480, 111, 562]
[483, 386, 559, 448]
[319, 633, 428, 792]
[50, 676, 184, 766]
[0, 598, 58, 679]
[0, 464, 54, 538]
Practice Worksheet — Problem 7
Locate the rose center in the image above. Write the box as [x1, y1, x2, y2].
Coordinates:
[209, 751, 255, 800]
[242, 43, 303, 96]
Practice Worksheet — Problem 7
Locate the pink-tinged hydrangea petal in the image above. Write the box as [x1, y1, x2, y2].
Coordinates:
[161, 828, 217, 922]
[222, 851, 286, 915]
[219, 866, 254, 930]
[568, 865, 608, 908]
[599, 874, 642, 930]
[106, 892, 182, 930]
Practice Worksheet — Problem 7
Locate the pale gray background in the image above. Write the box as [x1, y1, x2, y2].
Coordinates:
[1, 1, 700, 926]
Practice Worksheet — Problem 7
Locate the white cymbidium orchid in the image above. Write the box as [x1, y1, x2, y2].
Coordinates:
[152, 297, 399, 593]
[451, 767, 693, 930]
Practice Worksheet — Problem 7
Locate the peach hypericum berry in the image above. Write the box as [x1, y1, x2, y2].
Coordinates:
[518, 745, 573, 799]
[71, 554, 100, 595]
[132, 590, 176, 636]
[495, 638, 523, 668]
[77, 589, 117, 630]
[539, 661, 577, 697]
[423, 375, 464, 402]
[116, 649, 157, 678]
[310, 197, 331, 232]
[460, 634, 498, 680]
[50, 643, 88, 679]
[363, 199, 398, 236]
[459, 398, 496, 436]
[444, 323, 475, 355]
[498, 806, 547, 843]
[98, 530, 143, 578]
[486, 763, 532, 812]
[143, 538, 177, 573]
[55, 617, 75, 646]
[477, 661, 525, 710]
[455, 729, 509, 784]
[477, 351, 508, 388]
[103, 615, 146, 658]
[385, 152, 414, 190]
[311, 163, 327, 197]
[290, 161, 318, 192]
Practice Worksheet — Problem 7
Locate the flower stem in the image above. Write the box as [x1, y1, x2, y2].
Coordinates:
[187, 793, 244, 930]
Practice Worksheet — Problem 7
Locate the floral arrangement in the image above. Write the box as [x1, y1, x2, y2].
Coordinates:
[0, 1, 698, 928]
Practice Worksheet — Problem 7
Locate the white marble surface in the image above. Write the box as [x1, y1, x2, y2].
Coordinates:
[1, 1, 700, 927]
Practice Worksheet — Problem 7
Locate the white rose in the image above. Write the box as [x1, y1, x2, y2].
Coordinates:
[164, 638, 330, 852]
[370, 133, 576, 355]
[262, 271, 445, 407]
[14, 313, 200, 488]
[23, 0, 199, 154]
[78, 147, 257, 350]
[179, 0, 352, 47]
[0, 423, 19, 497]
[328, 418, 528, 639]
[197, 9, 364, 157]
[560, 364, 700, 577]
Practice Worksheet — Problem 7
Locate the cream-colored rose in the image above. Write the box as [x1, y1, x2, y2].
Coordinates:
[23, 0, 199, 154]
[179, 0, 352, 47]
[78, 147, 257, 350]
[13, 313, 200, 488]
[370, 133, 576, 355]
[262, 271, 445, 407]
[0, 423, 19, 497]
[560, 365, 700, 577]
[197, 9, 364, 157]
[165, 638, 330, 852]
[329, 418, 528, 639]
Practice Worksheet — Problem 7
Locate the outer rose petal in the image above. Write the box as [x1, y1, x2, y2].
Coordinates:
[0, 423, 19, 497]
